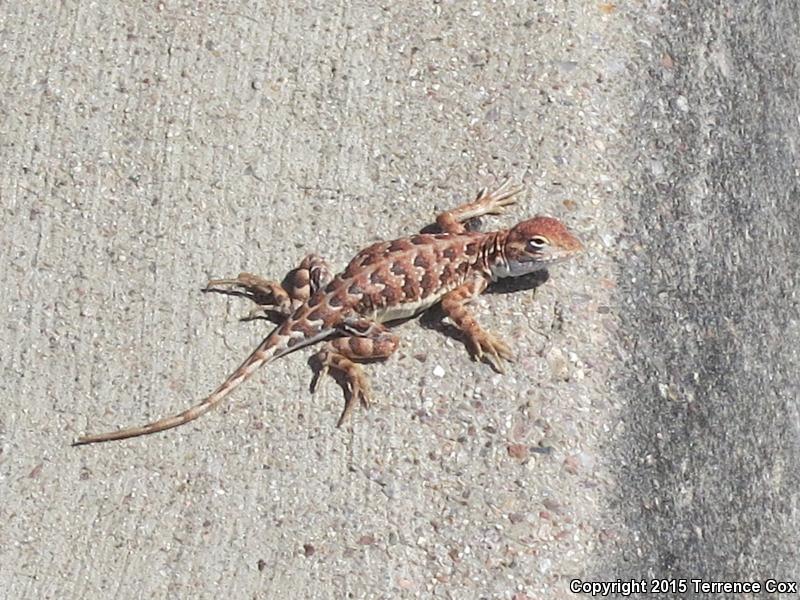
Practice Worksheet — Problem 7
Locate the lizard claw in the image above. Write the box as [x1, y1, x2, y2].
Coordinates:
[205, 272, 261, 290]
[476, 179, 524, 216]
[310, 364, 329, 394]
[469, 330, 514, 373]
[337, 374, 372, 427]
[205, 273, 293, 317]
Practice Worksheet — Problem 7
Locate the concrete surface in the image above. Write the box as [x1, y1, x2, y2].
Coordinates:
[604, 1, 800, 591]
[1, 1, 797, 599]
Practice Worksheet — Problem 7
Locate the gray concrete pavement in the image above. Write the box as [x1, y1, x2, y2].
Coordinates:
[602, 1, 800, 591]
[1, 2, 797, 599]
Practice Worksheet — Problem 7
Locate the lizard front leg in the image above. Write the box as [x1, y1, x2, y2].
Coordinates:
[435, 179, 524, 234]
[310, 318, 399, 426]
[441, 278, 513, 372]
[206, 253, 332, 320]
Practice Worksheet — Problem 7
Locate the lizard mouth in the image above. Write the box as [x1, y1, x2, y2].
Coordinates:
[519, 252, 575, 266]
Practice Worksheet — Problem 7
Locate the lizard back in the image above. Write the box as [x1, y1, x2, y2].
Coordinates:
[323, 231, 492, 323]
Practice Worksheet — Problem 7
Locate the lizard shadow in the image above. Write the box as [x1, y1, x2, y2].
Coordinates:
[416, 269, 550, 343]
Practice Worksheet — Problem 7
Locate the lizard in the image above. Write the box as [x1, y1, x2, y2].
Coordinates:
[73, 180, 582, 445]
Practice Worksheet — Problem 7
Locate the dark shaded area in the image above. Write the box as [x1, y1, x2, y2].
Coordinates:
[607, 1, 800, 590]
[417, 269, 550, 362]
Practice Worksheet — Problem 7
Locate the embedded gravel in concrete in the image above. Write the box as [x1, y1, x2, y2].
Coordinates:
[1, 2, 797, 598]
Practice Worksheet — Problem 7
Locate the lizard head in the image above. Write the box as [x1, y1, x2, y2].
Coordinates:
[497, 216, 583, 277]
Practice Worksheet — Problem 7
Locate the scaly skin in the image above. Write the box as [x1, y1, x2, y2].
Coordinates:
[73, 180, 582, 445]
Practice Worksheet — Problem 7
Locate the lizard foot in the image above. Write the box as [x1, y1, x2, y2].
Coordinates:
[466, 330, 514, 373]
[205, 272, 292, 319]
[311, 349, 373, 426]
[474, 179, 524, 216]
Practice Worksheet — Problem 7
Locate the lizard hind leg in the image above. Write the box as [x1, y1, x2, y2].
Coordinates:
[284, 253, 333, 307]
[310, 319, 399, 426]
[205, 254, 333, 321]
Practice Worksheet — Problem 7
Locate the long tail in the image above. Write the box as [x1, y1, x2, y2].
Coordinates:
[73, 329, 299, 445]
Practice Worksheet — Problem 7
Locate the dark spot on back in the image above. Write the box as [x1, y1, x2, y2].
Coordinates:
[307, 293, 322, 308]
[441, 262, 457, 286]
[403, 273, 420, 299]
[421, 270, 437, 295]
[389, 284, 403, 303]
[389, 239, 413, 252]
[410, 235, 428, 245]
[413, 254, 430, 269]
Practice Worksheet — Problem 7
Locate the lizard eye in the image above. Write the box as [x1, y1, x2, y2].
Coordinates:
[527, 236, 549, 250]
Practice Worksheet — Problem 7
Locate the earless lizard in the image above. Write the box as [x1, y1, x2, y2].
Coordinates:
[74, 181, 582, 445]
